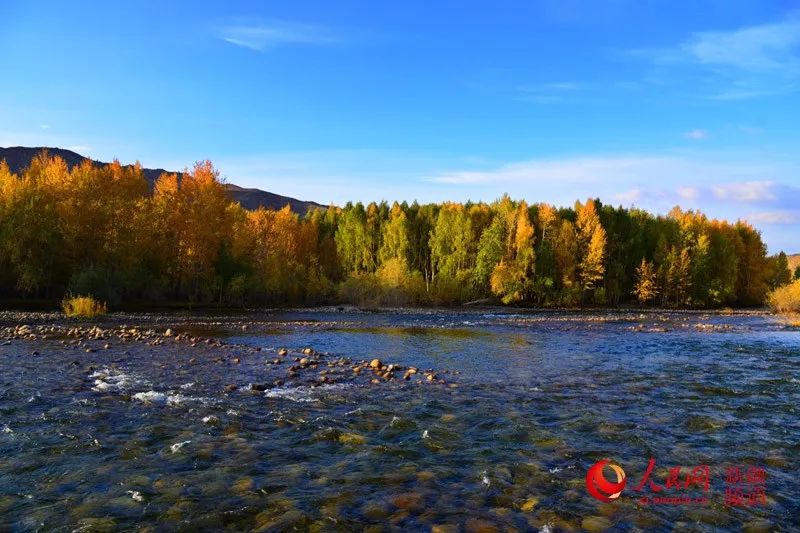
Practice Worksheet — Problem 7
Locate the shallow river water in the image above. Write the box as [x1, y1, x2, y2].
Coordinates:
[0, 309, 798, 532]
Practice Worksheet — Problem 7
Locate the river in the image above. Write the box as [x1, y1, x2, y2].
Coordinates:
[0, 308, 797, 531]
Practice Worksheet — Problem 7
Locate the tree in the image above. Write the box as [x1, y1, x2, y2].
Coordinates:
[576, 200, 606, 294]
[335, 203, 373, 274]
[769, 251, 792, 288]
[473, 217, 505, 290]
[795, 265, 800, 281]
[379, 202, 410, 266]
[633, 258, 658, 305]
[489, 201, 536, 303]
[429, 203, 473, 281]
[0, 149, 781, 308]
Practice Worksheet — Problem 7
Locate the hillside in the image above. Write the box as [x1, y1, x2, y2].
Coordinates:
[0, 146, 324, 214]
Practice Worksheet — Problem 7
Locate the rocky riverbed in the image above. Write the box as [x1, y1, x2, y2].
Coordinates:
[0, 308, 797, 531]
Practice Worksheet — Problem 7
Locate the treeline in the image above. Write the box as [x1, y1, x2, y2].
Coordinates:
[0, 152, 794, 308]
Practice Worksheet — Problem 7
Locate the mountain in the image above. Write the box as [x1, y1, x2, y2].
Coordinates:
[0, 146, 325, 214]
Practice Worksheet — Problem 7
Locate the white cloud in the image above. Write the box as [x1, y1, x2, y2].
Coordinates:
[218, 19, 340, 51]
[677, 186, 698, 201]
[686, 20, 800, 71]
[746, 210, 799, 225]
[685, 129, 708, 140]
[639, 15, 800, 99]
[615, 188, 642, 203]
[712, 181, 776, 202]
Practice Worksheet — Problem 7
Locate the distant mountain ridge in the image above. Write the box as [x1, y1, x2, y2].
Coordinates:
[0, 146, 325, 214]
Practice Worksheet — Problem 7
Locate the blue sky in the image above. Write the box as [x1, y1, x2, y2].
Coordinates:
[1, 0, 798, 253]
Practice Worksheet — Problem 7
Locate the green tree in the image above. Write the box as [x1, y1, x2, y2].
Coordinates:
[379, 202, 410, 266]
[769, 251, 792, 288]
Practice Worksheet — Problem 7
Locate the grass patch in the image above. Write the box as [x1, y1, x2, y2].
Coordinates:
[62, 294, 107, 318]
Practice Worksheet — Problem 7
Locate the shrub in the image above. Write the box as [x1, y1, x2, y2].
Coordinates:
[62, 294, 107, 318]
[767, 280, 800, 314]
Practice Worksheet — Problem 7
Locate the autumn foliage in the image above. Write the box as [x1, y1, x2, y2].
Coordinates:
[0, 151, 791, 308]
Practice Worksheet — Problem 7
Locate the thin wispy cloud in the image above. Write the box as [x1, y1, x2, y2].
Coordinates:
[218, 19, 340, 52]
[685, 129, 708, 140]
[429, 153, 800, 218]
[428, 154, 782, 187]
[712, 181, 776, 203]
[747, 210, 799, 225]
[685, 20, 800, 72]
[516, 81, 583, 104]
[637, 14, 800, 99]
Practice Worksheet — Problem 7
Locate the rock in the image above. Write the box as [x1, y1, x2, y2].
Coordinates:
[361, 503, 389, 521]
[390, 492, 423, 512]
[300, 358, 310, 366]
[581, 516, 612, 533]
[232, 477, 254, 493]
[370, 358, 382, 369]
[103, 343, 111, 349]
[743, 519, 774, 533]
[520, 496, 538, 512]
[278, 348, 288, 356]
[249, 383, 267, 391]
[338, 433, 366, 445]
[224, 384, 237, 393]
[464, 517, 499, 533]
[232, 357, 241, 364]
[164, 328, 173, 336]
[302, 347, 314, 355]
[201, 415, 220, 425]
[75, 518, 116, 532]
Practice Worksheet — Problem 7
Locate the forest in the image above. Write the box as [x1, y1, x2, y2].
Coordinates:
[0, 151, 795, 308]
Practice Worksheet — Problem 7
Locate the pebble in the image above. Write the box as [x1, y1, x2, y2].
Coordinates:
[743, 518, 774, 533]
[581, 516, 612, 533]
[520, 497, 538, 512]
[201, 415, 220, 425]
[464, 518, 499, 533]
